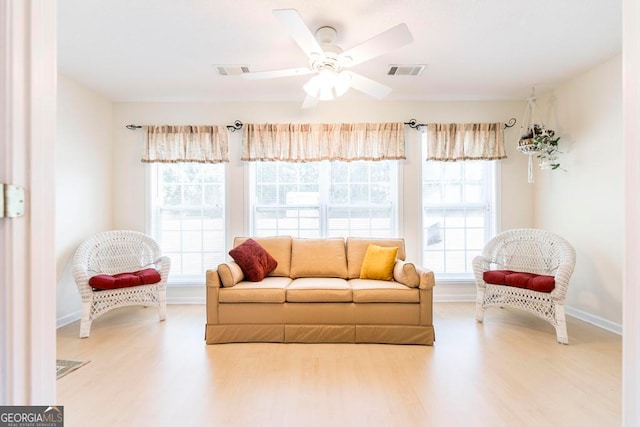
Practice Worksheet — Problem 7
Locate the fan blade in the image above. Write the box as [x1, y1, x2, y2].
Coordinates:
[273, 9, 324, 58]
[339, 23, 413, 67]
[301, 95, 320, 109]
[242, 68, 314, 80]
[345, 71, 392, 99]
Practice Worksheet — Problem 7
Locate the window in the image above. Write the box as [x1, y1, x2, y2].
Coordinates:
[150, 163, 225, 283]
[251, 161, 398, 238]
[422, 145, 497, 279]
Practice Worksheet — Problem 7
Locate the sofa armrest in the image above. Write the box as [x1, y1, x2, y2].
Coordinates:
[415, 266, 435, 290]
[415, 266, 435, 326]
[206, 269, 221, 288]
[205, 269, 221, 326]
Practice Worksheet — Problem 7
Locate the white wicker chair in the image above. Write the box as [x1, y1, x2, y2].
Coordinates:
[72, 230, 170, 338]
[473, 228, 576, 344]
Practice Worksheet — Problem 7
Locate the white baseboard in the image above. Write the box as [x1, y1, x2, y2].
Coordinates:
[57, 311, 81, 328]
[166, 297, 205, 304]
[433, 282, 476, 302]
[434, 293, 476, 302]
[54, 298, 204, 329]
[565, 305, 622, 335]
[55, 294, 622, 337]
[431, 283, 623, 336]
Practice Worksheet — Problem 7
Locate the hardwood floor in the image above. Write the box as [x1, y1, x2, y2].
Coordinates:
[56, 303, 621, 427]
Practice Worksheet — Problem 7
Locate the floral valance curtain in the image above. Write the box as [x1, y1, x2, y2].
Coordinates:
[242, 122, 405, 162]
[425, 123, 506, 161]
[141, 125, 229, 163]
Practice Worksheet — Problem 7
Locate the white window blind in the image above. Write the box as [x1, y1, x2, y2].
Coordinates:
[150, 162, 226, 284]
[251, 160, 398, 238]
[422, 137, 497, 279]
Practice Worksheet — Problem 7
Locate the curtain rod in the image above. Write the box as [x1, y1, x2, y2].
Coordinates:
[125, 120, 244, 132]
[404, 118, 517, 130]
[126, 118, 517, 132]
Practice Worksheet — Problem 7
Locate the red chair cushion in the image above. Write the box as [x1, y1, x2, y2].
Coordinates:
[89, 268, 161, 290]
[483, 269, 555, 293]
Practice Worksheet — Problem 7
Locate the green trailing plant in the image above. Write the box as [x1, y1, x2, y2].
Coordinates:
[519, 124, 564, 171]
[533, 129, 562, 170]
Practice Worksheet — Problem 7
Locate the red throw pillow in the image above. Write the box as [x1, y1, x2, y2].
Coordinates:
[228, 238, 278, 282]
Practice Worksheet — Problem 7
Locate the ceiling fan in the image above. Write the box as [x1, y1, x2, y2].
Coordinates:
[242, 9, 414, 108]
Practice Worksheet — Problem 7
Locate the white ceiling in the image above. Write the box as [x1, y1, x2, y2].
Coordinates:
[57, 0, 622, 103]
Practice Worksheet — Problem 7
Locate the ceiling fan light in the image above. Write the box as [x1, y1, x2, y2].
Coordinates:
[303, 76, 321, 98]
[334, 72, 351, 97]
[318, 68, 336, 85]
[319, 85, 335, 101]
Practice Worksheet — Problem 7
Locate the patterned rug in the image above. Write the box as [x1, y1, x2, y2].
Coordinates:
[56, 359, 89, 379]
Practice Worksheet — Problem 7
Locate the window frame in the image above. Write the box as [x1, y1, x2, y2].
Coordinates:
[420, 139, 499, 282]
[147, 162, 227, 286]
[248, 160, 401, 239]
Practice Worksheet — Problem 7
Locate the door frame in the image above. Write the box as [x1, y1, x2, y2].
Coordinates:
[0, 0, 57, 404]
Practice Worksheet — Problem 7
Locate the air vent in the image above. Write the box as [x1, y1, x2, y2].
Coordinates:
[387, 64, 427, 76]
[214, 65, 250, 76]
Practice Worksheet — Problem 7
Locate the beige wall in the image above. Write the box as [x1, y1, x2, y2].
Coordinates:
[112, 100, 532, 301]
[56, 74, 114, 325]
[57, 70, 624, 330]
[535, 55, 623, 328]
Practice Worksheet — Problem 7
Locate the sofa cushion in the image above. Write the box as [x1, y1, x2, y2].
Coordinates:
[289, 238, 348, 279]
[217, 261, 244, 287]
[234, 236, 292, 277]
[359, 244, 398, 281]
[218, 277, 292, 303]
[393, 260, 420, 288]
[346, 237, 406, 279]
[89, 268, 161, 290]
[350, 279, 420, 303]
[286, 278, 352, 302]
[229, 238, 278, 282]
[483, 269, 555, 293]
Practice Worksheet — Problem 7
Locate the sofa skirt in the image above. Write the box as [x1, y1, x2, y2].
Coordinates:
[217, 302, 423, 325]
[205, 323, 434, 345]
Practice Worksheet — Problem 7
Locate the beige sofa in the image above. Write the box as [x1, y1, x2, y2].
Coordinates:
[205, 236, 435, 345]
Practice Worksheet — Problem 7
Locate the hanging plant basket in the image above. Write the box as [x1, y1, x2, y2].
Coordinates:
[518, 89, 565, 182]
[521, 124, 562, 167]
[518, 123, 564, 182]
[516, 140, 543, 154]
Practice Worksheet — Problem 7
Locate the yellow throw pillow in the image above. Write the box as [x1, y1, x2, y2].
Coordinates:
[359, 244, 398, 281]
